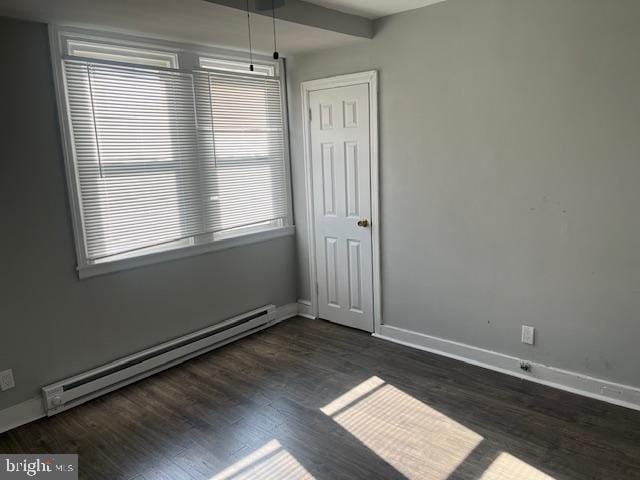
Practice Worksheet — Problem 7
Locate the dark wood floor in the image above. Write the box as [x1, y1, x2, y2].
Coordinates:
[1, 317, 639, 479]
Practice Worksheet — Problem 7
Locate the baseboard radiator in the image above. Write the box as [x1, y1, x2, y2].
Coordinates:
[42, 305, 276, 416]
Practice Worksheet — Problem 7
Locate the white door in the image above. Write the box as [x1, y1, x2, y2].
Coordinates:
[310, 83, 373, 332]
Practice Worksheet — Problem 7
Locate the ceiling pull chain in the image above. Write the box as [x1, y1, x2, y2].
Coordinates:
[246, 0, 254, 72]
[272, 0, 279, 60]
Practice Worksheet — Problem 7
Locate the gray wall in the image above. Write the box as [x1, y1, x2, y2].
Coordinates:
[0, 17, 297, 410]
[288, 0, 640, 387]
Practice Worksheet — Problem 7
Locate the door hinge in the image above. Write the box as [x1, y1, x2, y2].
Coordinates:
[315, 282, 319, 295]
[309, 108, 312, 122]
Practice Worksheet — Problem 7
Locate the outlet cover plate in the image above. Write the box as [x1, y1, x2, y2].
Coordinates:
[0, 369, 15, 391]
[521, 325, 535, 345]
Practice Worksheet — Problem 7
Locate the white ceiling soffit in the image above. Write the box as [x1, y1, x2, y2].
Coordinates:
[0, 0, 369, 55]
[305, 0, 447, 19]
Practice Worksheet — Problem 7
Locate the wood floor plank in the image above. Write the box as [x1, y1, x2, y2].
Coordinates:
[1, 317, 639, 479]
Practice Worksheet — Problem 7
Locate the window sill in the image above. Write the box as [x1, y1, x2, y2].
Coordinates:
[77, 225, 295, 280]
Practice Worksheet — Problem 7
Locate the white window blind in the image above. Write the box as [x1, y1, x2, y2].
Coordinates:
[193, 70, 288, 235]
[63, 58, 289, 265]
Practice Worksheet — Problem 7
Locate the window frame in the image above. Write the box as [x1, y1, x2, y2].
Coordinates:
[199, 56, 276, 76]
[49, 25, 294, 279]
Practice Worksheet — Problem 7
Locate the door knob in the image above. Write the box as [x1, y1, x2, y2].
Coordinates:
[357, 219, 370, 228]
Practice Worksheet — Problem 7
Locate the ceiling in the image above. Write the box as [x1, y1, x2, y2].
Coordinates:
[0, 0, 368, 55]
[305, 0, 447, 19]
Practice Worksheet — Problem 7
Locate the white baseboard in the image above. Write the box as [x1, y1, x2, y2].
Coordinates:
[374, 324, 640, 412]
[274, 302, 300, 323]
[0, 303, 300, 435]
[297, 299, 315, 319]
[0, 397, 45, 434]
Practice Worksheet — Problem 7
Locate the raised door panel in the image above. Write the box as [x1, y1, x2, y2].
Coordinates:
[321, 143, 336, 217]
[344, 141, 360, 219]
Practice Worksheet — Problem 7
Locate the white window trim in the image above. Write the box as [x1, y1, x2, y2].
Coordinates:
[199, 56, 276, 76]
[76, 225, 295, 279]
[66, 39, 180, 68]
[49, 25, 294, 279]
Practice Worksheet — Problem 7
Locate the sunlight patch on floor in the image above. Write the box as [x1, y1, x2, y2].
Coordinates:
[479, 452, 555, 480]
[209, 439, 314, 480]
[321, 377, 483, 479]
[321, 376, 386, 416]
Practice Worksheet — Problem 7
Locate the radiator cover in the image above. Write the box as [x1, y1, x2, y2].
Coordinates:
[42, 305, 275, 415]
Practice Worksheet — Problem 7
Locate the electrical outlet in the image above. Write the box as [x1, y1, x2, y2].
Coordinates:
[521, 325, 535, 345]
[0, 369, 15, 391]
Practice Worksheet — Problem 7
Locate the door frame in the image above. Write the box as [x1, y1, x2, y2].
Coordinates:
[300, 70, 381, 334]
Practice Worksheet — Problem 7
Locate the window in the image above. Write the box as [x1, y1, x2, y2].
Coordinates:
[199, 57, 275, 76]
[52, 28, 292, 277]
[67, 40, 179, 68]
